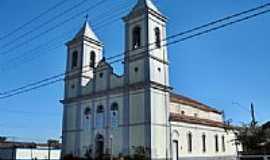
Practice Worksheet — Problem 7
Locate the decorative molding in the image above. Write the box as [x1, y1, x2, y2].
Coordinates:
[170, 113, 226, 129]
[60, 81, 172, 104]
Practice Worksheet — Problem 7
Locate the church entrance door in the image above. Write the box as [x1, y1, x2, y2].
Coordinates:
[96, 134, 104, 158]
[172, 140, 179, 160]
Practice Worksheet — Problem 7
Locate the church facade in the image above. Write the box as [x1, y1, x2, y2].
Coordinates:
[61, 0, 239, 159]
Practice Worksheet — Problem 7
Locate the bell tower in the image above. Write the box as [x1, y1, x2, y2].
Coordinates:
[65, 21, 103, 98]
[62, 20, 103, 157]
[123, 0, 169, 85]
[123, 0, 170, 159]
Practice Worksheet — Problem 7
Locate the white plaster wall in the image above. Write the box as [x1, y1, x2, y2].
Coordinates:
[81, 41, 103, 86]
[129, 125, 146, 150]
[151, 89, 167, 125]
[149, 58, 169, 85]
[16, 148, 61, 160]
[63, 103, 78, 155]
[82, 80, 94, 94]
[94, 67, 110, 92]
[170, 102, 223, 122]
[65, 104, 77, 130]
[110, 74, 124, 89]
[148, 13, 168, 61]
[64, 132, 76, 155]
[66, 79, 80, 98]
[128, 59, 145, 84]
[151, 125, 168, 158]
[150, 89, 170, 159]
[170, 122, 238, 158]
[129, 90, 145, 124]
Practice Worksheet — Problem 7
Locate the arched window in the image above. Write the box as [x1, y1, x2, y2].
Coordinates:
[111, 103, 118, 111]
[84, 107, 91, 129]
[202, 134, 206, 153]
[222, 135, 226, 152]
[90, 51, 96, 68]
[187, 132, 192, 152]
[72, 51, 78, 68]
[96, 105, 104, 128]
[155, 27, 161, 48]
[84, 107, 91, 119]
[97, 105, 104, 113]
[132, 26, 141, 49]
[215, 135, 219, 152]
[111, 103, 119, 128]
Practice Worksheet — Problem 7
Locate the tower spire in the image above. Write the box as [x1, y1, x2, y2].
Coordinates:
[123, 0, 166, 22]
[134, 0, 161, 14]
[73, 19, 100, 42]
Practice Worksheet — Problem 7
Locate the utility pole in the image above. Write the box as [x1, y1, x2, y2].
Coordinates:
[47, 140, 52, 160]
[250, 103, 256, 127]
[222, 110, 226, 123]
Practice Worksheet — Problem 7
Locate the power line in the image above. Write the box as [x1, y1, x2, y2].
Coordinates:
[0, 0, 90, 50]
[0, 108, 60, 117]
[3, 0, 263, 71]
[232, 102, 250, 113]
[165, 2, 270, 41]
[105, 2, 270, 62]
[0, 4, 269, 99]
[0, 54, 125, 98]
[1, 6, 269, 97]
[0, 0, 69, 41]
[0, 0, 109, 55]
[0, 3, 132, 73]
[165, 9, 270, 46]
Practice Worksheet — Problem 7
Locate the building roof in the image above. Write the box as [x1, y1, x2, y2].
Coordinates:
[0, 141, 61, 149]
[133, 0, 161, 14]
[74, 21, 100, 42]
[123, 0, 165, 21]
[170, 93, 222, 114]
[170, 113, 226, 128]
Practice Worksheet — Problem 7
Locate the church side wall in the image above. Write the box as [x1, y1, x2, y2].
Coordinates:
[171, 121, 238, 159]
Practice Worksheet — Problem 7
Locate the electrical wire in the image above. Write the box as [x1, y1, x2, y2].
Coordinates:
[0, 0, 109, 55]
[0, 4, 270, 99]
[0, 0, 69, 41]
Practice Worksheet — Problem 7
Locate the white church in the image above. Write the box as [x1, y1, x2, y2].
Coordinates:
[61, 0, 240, 159]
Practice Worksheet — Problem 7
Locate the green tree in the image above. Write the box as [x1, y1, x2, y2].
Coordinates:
[236, 122, 270, 154]
[0, 136, 7, 142]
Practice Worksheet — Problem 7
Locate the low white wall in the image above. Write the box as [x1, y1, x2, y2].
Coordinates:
[16, 148, 61, 160]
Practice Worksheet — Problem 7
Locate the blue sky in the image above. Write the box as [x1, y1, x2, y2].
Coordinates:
[0, 0, 269, 142]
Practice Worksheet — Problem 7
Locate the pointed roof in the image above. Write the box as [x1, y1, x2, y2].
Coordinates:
[123, 0, 166, 22]
[74, 21, 100, 42]
[133, 0, 161, 14]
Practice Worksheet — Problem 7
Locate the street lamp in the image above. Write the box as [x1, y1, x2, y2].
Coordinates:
[110, 134, 113, 160]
